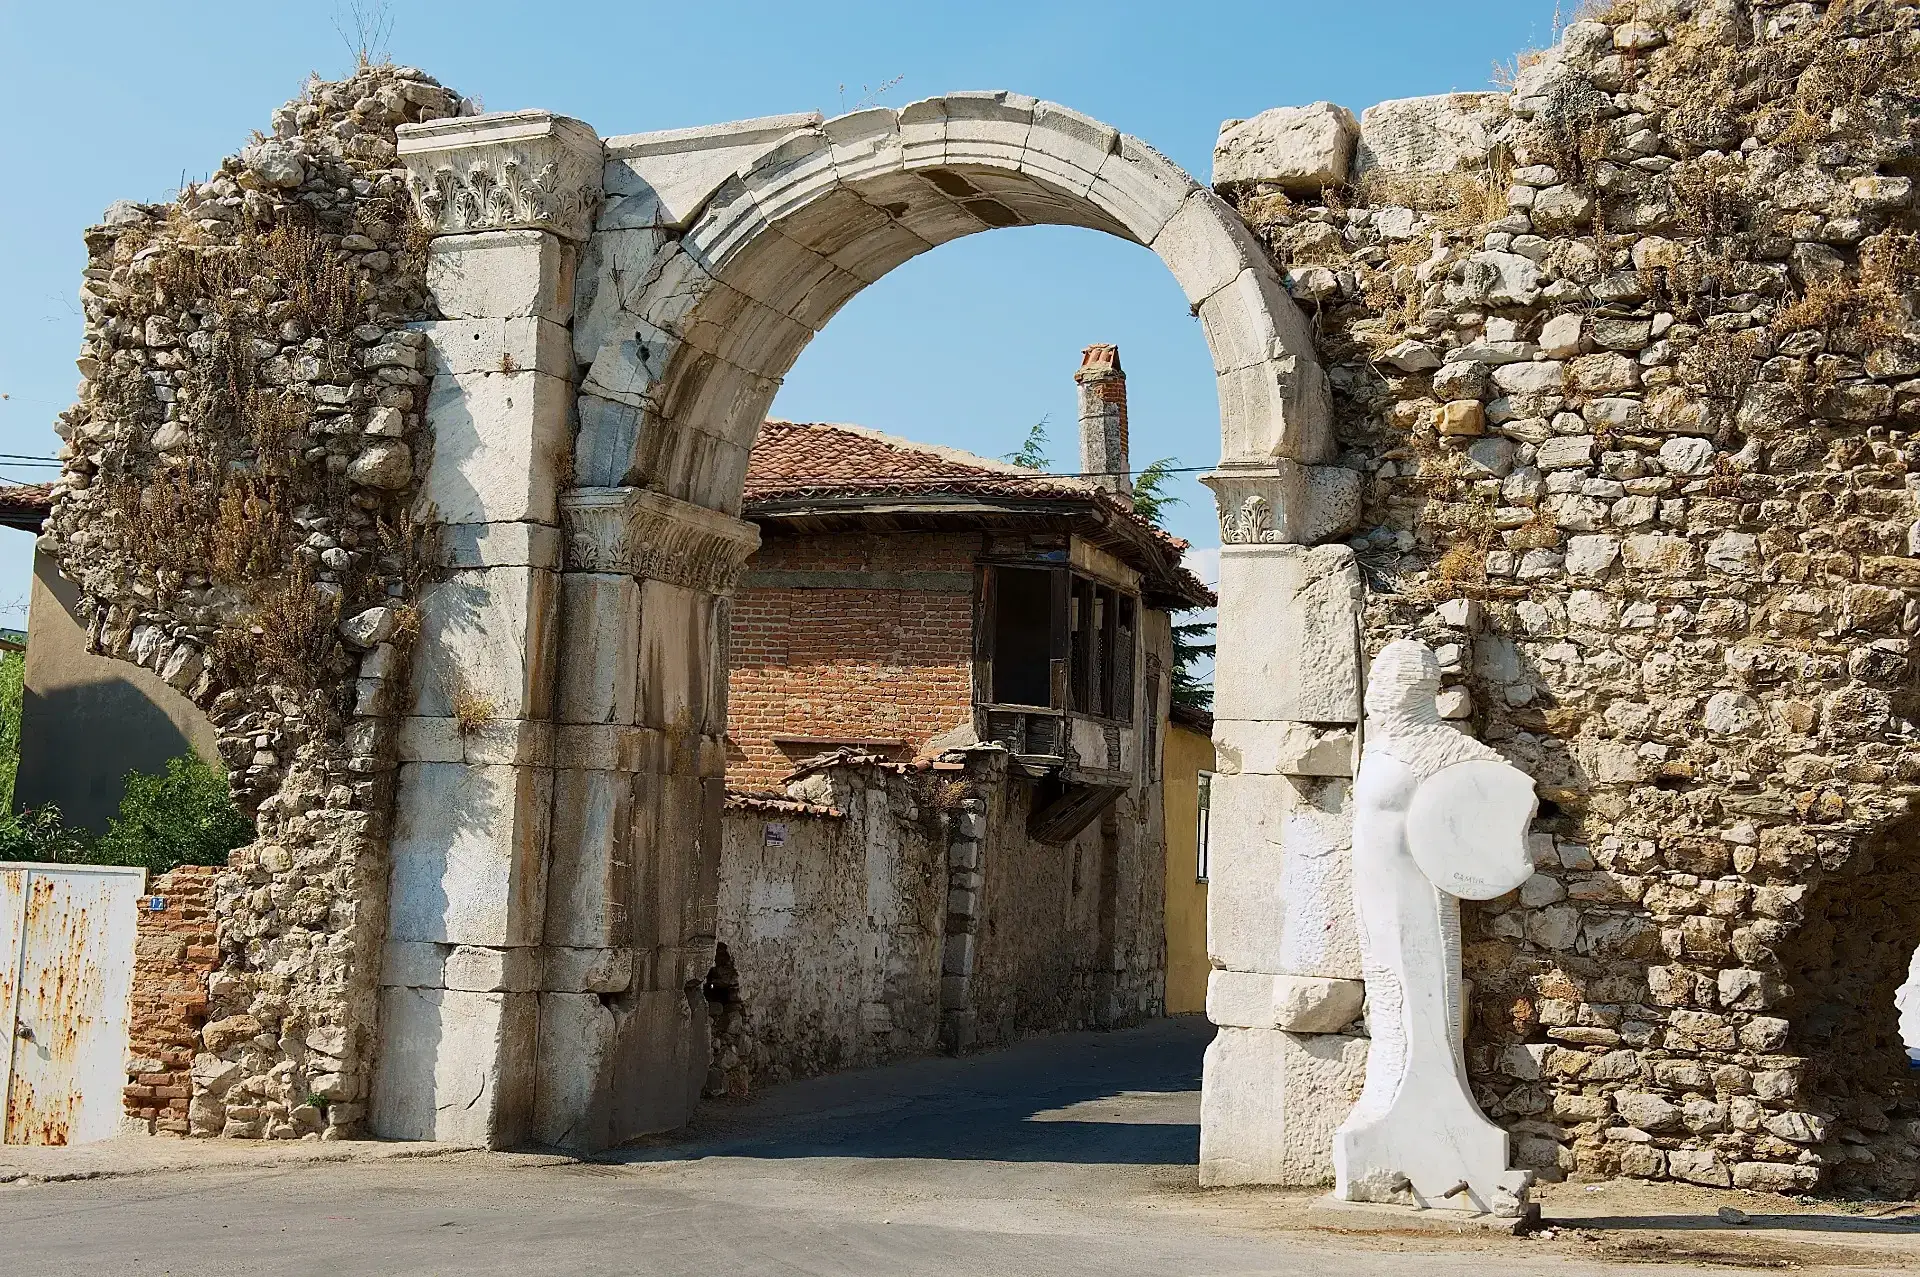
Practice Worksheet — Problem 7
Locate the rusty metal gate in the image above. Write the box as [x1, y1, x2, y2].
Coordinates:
[1, 862, 144, 1145]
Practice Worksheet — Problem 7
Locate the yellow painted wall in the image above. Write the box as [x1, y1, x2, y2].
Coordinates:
[1162, 721, 1214, 1014]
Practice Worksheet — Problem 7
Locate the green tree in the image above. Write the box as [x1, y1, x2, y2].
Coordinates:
[1003, 417, 1051, 470]
[1129, 457, 1182, 525]
[0, 804, 90, 863]
[93, 754, 254, 873]
[1171, 621, 1216, 712]
[1121, 458, 1214, 711]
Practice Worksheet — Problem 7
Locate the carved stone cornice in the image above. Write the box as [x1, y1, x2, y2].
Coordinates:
[1201, 461, 1362, 547]
[397, 110, 605, 243]
[560, 487, 761, 592]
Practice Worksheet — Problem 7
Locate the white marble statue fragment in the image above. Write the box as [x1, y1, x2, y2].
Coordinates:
[1897, 945, 1920, 1067]
[1334, 639, 1538, 1218]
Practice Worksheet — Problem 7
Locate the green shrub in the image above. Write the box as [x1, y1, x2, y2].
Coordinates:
[94, 754, 254, 873]
[0, 647, 22, 813]
[0, 804, 91, 864]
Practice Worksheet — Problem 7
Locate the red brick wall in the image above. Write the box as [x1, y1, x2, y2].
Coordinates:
[122, 864, 220, 1134]
[727, 531, 979, 790]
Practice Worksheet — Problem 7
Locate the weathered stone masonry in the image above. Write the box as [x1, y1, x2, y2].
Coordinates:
[1208, 0, 1920, 1195]
[38, 1, 1918, 1200]
[40, 65, 470, 1141]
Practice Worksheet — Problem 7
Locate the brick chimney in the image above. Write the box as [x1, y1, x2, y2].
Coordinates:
[1074, 343, 1130, 507]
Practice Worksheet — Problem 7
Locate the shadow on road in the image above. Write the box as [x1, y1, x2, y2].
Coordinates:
[611, 1015, 1212, 1167]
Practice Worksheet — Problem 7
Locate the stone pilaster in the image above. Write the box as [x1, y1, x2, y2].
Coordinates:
[372, 112, 603, 1147]
[1199, 540, 1372, 1186]
[528, 487, 757, 1149]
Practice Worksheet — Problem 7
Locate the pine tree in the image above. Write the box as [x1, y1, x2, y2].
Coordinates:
[1003, 417, 1051, 470]
[1127, 459, 1213, 712]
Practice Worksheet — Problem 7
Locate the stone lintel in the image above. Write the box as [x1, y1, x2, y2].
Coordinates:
[400, 109, 605, 243]
[560, 487, 761, 593]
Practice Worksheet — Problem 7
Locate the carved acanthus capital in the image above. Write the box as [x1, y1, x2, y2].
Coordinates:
[397, 110, 604, 243]
[560, 487, 761, 593]
[1202, 461, 1362, 547]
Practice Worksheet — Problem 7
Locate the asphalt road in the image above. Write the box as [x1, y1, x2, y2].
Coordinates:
[2, 1017, 1911, 1276]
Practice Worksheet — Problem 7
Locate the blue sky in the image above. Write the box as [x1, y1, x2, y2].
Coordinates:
[0, 0, 1564, 626]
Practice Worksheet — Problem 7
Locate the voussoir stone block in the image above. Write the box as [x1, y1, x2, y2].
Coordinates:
[1213, 102, 1359, 193]
[1149, 189, 1271, 308]
[1085, 134, 1195, 245]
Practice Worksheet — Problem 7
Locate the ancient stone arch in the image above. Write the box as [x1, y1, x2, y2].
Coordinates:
[375, 95, 1367, 1149]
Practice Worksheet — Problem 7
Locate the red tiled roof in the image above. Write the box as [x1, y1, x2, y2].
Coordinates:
[1169, 703, 1215, 735]
[724, 789, 843, 818]
[743, 421, 1213, 608]
[744, 420, 1114, 507]
[0, 484, 53, 533]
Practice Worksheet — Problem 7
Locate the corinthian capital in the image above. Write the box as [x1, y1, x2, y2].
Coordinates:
[397, 110, 604, 243]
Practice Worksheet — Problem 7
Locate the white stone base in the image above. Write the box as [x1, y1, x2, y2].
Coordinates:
[1199, 1026, 1369, 1187]
[370, 985, 536, 1146]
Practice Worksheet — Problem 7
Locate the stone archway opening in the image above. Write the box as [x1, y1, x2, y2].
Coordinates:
[374, 94, 1368, 1152]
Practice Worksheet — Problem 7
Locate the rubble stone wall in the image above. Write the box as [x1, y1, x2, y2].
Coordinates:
[712, 779, 947, 1089]
[41, 64, 470, 1139]
[710, 749, 1167, 1092]
[1216, 0, 1920, 1194]
[968, 758, 1169, 1048]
